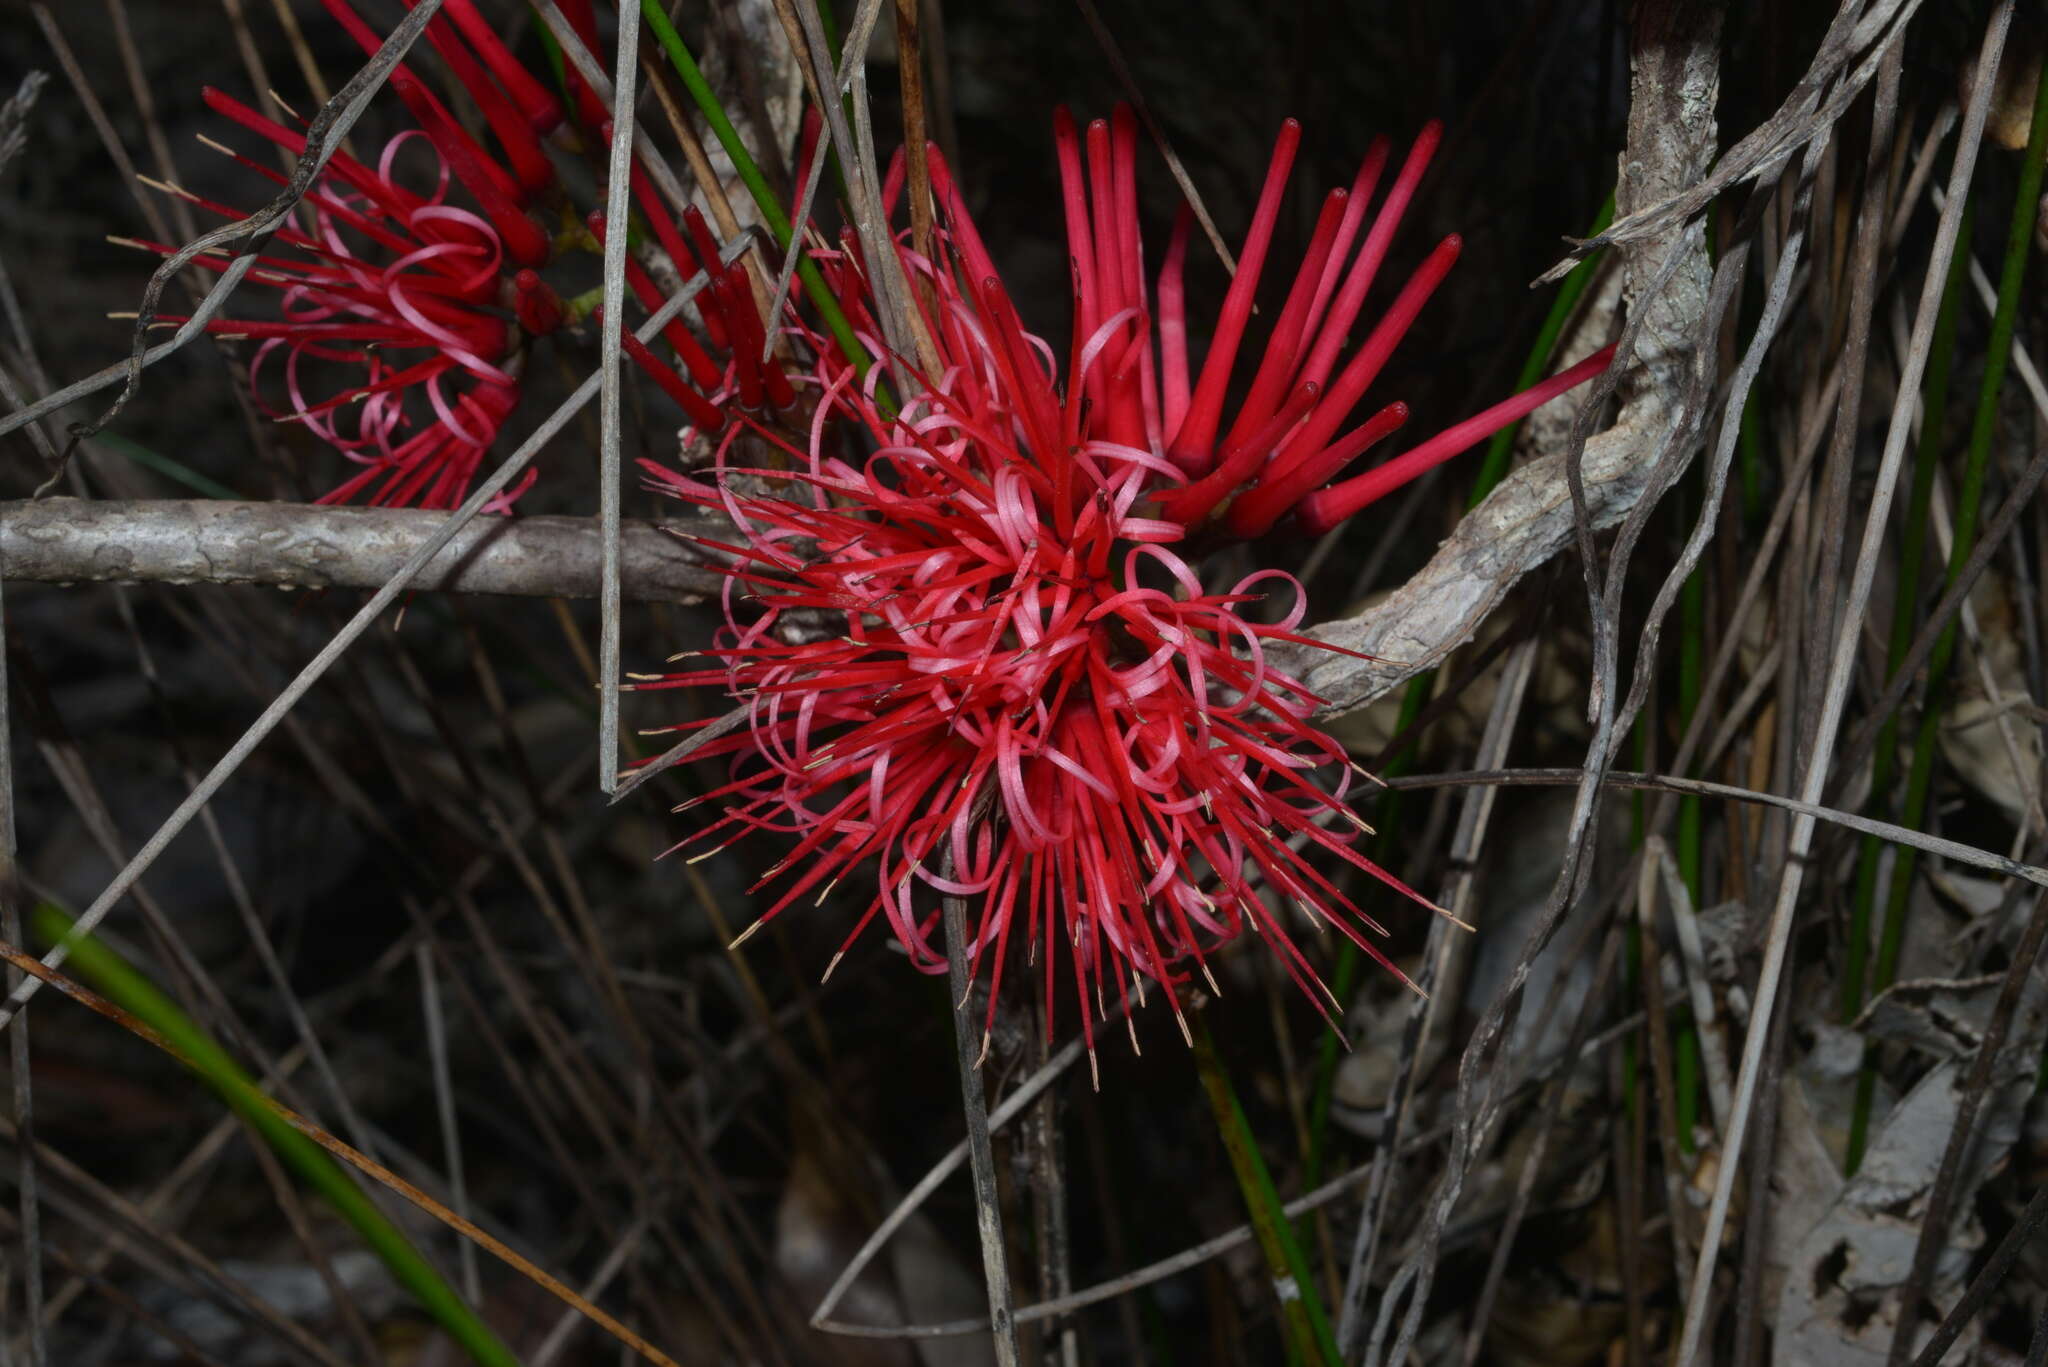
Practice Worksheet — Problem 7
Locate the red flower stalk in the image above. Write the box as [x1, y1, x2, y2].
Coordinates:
[650, 112, 1613, 1068]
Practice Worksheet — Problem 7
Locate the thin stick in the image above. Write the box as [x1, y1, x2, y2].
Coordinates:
[815, 1009, 1649, 1341]
[894, 0, 938, 325]
[1071, 0, 1235, 273]
[0, 499, 726, 603]
[1376, 767, 2048, 886]
[810, 1008, 1096, 1327]
[0, 236, 750, 1034]
[0, 944, 684, 1367]
[597, 0, 645, 795]
[942, 891, 1020, 1365]
[609, 704, 751, 803]
[529, 0, 696, 222]
[0, 479, 42, 1367]
[1910, 1180, 2048, 1367]
[1671, 7, 2013, 1362]
[416, 945, 479, 1305]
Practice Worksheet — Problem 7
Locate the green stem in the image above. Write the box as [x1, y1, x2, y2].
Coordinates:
[1192, 1014, 1338, 1366]
[35, 907, 519, 1367]
[1469, 192, 1617, 500]
[636, 0, 871, 379]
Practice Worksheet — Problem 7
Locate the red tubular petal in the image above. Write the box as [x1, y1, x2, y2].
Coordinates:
[1218, 185, 1350, 453]
[1296, 121, 1440, 393]
[721, 268, 766, 410]
[387, 69, 521, 205]
[682, 206, 723, 281]
[679, 206, 731, 348]
[793, 104, 824, 210]
[440, 0, 564, 134]
[1154, 379, 1322, 528]
[738, 267, 795, 410]
[399, 0, 553, 194]
[390, 71, 550, 265]
[1052, 108, 1100, 354]
[881, 144, 907, 221]
[1157, 206, 1192, 439]
[555, 0, 599, 49]
[1166, 118, 1301, 474]
[925, 143, 994, 283]
[1107, 105, 1149, 448]
[513, 268, 564, 335]
[1224, 400, 1407, 539]
[587, 210, 722, 386]
[633, 257, 724, 389]
[319, 0, 528, 211]
[621, 131, 709, 286]
[1084, 119, 1122, 326]
[1296, 342, 1618, 534]
[762, 350, 797, 411]
[1263, 232, 1462, 488]
[202, 87, 422, 222]
[1300, 137, 1389, 350]
[606, 307, 726, 430]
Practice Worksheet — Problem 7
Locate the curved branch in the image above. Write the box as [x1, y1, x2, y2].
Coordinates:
[1279, 409, 1654, 720]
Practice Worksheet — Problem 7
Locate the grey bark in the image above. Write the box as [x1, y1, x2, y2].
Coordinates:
[0, 499, 724, 603]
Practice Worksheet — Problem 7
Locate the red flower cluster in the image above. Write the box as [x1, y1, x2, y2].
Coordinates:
[652, 112, 1612, 1063]
[148, 0, 775, 509]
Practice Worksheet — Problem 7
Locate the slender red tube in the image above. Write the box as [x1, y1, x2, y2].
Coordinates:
[438, 0, 564, 133]
[1262, 233, 1462, 488]
[1297, 343, 1618, 534]
[1217, 186, 1351, 454]
[1165, 119, 1301, 473]
[605, 306, 725, 431]
[1225, 400, 1408, 539]
[1294, 121, 1441, 393]
[1154, 380, 1322, 529]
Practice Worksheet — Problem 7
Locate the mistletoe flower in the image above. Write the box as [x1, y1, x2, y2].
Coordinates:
[145, 0, 572, 510]
[148, 85, 552, 510]
[146, 0, 754, 509]
[651, 111, 1614, 1070]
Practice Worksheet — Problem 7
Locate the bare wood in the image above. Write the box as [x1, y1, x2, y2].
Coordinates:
[0, 499, 723, 603]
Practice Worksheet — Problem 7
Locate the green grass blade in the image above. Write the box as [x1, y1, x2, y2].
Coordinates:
[1193, 1014, 1339, 1365]
[636, 0, 871, 380]
[98, 431, 244, 500]
[34, 906, 522, 1367]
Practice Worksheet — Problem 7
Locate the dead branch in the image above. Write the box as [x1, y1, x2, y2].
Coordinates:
[0, 499, 722, 603]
